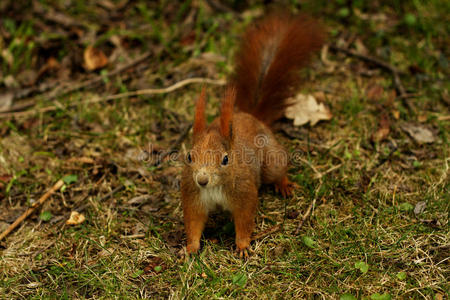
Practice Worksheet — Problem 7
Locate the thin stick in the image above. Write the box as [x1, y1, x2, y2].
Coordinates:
[68, 123, 192, 215]
[297, 157, 323, 179]
[0, 78, 225, 119]
[99, 78, 225, 101]
[252, 224, 281, 241]
[295, 181, 322, 234]
[294, 198, 317, 234]
[330, 45, 415, 112]
[0, 51, 153, 114]
[46, 51, 153, 101]
[0, 179, 64, 241]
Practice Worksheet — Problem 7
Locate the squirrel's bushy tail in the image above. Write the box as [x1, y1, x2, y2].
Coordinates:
[233, 12, 325, 126]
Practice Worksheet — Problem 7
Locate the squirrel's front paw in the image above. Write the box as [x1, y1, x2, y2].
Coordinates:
[236, 239, 251, 259]
[237, 248, 250, 259]
[186, 242, 200, 255]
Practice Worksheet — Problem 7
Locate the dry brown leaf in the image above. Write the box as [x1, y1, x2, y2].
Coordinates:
[366, 84, 384, 101]
[0, 174, 12, 189]
[285, 94, 332, 126]
[392, 110, 400, 120]
[37, 57, 60, 78]
[371, 113, 390, 142]
[66, 211, 86, 225]
[354, 38, 368, 55]
[84, 46, 108, 71]
[417, 114, 427, 122]
[143, 257, 165, 274]
[401, 123, 435, 144]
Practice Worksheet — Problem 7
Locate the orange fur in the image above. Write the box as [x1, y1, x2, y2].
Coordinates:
[181, 11, 325, 257]
[219, 86, 236, 139]
[233, 12, 325, 125]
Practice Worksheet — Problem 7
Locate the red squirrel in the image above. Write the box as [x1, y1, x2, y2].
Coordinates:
[181, 12, 325, 257]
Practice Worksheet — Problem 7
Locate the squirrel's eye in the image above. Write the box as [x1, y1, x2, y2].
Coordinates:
[187, 153, 192, 163]
[221, 155, 228, 166]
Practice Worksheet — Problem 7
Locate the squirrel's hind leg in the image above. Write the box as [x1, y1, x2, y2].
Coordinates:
[274, 176, 298, 198]
[260, 140, 297, 197]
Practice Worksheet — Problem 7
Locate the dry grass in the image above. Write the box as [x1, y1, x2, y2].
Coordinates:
[0, 0, 449, 299]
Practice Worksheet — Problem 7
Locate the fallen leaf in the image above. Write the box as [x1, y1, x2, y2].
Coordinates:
[370, 293, 391, 300]
[143, 257, 165, 274]
[354, 261, 369, 273]
[62, 174, 78, 185]
[0, 174, 12, 189]
[340, 294, 357, 300]
[396, 271, 407, 280]
[366, 84, 384, 101]
[66, 211, 86, 225]
[37, 57, 60, 78]
[354, 38, 368, 55]
[414, 201, 427, 215]
[232, 272, 247, 287]
[302, 236, 316, 248]
[417, 114, 427, 122]
[39, 211, 53, 222]
[1, 49, 14, 68]
[84, 46, 108, 71]
[399, 202, 414, 212]
[0, 92, 13, 111]
[17, 69, 38, 86]
[3, 75, 18, 88]
[285, 94, 332, 126]
[392, 110, 400, 119]
[287, 209, 300, 219]
[371, 113, 390, 142]
[401, 123, 435, 144]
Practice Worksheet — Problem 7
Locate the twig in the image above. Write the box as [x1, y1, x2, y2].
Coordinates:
[297, 157, 323, 179]
[251, 224, 281, 241]
[98, 78, 225, 102]
[121, 233, 146, 239]
[0, 52, 153, 114]
[67, 123, 192, 216]
[0, 179, 64, 241]
[294, 198, 317, 234]
[46, 51, 153, 100]
[0, 78, 225, 119]
[295, 181, 322, 234]
[330, 45, 416, 112]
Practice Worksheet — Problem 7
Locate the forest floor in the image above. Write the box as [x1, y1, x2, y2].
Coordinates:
[0, 1, 448, 299]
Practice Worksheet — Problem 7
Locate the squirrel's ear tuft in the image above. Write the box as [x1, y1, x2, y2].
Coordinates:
[220, 86, 236, 139]
[193, 87, 207, 137]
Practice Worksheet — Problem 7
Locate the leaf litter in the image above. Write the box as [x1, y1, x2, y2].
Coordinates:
[285, 93, 332, 126]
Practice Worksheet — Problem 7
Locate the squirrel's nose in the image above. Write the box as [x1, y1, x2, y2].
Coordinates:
[197, 175, 209, 187]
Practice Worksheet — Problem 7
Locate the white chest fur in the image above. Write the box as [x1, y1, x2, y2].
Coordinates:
[199, 186, 230, 212]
